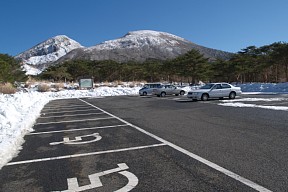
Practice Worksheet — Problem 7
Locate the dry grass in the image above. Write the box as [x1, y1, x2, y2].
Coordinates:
[37, 84, 50, 92]
[54, 83, 65, 91]
[113, 80, 124, 86]
[131, 81, 145, 87]
[0, 83, 17, 94]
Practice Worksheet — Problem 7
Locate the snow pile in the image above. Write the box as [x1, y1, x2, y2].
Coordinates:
[0, 92, 50, 169]
[0, 86, 139, 169]
[48, 86, 140, 98]
[239, 82, 288, 93]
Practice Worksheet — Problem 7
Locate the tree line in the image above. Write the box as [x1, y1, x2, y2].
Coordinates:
[1, 42, 288, 84]
[40, 42, 288, 83]
[0, 54, 27, 84]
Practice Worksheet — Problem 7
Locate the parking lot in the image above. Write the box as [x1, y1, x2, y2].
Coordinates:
[1, 94, 288, 191]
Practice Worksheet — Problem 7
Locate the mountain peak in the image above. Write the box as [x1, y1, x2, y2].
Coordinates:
[125, 30, 186, 41]
[16, 35, 83, 75]
[90, 30, 189, 51]
[51, 35, 70, 41]
[125, 30, 167, 36]
[53, 34, 69, 38]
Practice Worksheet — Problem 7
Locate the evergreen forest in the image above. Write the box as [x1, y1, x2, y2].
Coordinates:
[1, 42, 288, 84]
[0, 54, 27, 84]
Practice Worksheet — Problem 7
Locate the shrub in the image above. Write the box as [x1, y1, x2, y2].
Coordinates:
[0, 83, 17, 94]
[54, 83, 65, 91]
[38, 84, 50, 92]
[114, 80, 124, 86]
[129, 83, 135, 88]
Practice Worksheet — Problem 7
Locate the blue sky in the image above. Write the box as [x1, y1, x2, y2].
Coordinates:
[1, 0, 288, 56]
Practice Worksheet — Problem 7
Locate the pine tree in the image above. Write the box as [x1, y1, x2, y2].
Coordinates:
[0, 54, 27, 83]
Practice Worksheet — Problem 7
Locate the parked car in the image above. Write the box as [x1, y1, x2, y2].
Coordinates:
[153, 84, 186, 97]
[139, 83, 162, 96]
[187, 83, 241, 101]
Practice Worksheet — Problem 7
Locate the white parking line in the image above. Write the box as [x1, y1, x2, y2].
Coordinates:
[79, 98, 272, 192]
[28, 124, 128, 135]
[6, 143, 166, 166]
[44, 104, 91, 109]
[35, 117, 115, 125]
[39, 112, 105, 118]
[42, 106, 93, 112]
[41, 108, 101, 114]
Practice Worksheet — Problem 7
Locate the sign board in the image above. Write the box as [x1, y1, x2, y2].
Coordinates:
[79, 78, 93, 89]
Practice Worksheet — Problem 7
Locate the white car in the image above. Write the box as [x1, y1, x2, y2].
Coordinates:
[153, 84, 186, 97]
[187, 83, 241, 101]
[139, 83, 162, 96]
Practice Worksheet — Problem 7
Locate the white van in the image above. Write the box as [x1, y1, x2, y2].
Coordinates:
[139, 83, 162, 96]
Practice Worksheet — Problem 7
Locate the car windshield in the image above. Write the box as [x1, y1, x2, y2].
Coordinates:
[200, 84, 215, 89]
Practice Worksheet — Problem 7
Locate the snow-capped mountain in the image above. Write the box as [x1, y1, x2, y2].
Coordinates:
[92, 30, 188, 50]
[16, 30, 233, 75]
[15, 35, 83, 75]
[58, 30, 232, 63]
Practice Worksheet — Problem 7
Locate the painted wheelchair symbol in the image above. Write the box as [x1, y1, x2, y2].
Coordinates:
[49, 133, 102, 145]
[53, 163, 138, 192]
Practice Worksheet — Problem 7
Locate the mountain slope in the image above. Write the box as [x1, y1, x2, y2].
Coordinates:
[58, 30, 232, 63]
[16, 30, 233, 75]
[15, 35, 83, 75]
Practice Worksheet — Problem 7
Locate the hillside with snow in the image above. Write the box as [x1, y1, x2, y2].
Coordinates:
[15, 35, 83, 75]
[58, 30, 232, 63]
[16, 30, 233, 75]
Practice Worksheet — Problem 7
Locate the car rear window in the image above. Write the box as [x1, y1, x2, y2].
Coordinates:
[144, 84, 161, 88]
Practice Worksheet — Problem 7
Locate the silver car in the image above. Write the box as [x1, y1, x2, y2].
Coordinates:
[187, 83, 242, 101]
[139, 83, 162, 96]
[153, 84, 186, 97]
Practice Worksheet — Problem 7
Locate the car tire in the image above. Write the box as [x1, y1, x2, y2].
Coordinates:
[201, 94, 209, 101]
[229, 92, 236, 99]
[180, 91, 185, 95]
[160, 92, 166, 97]
[143, 92, 147, 96]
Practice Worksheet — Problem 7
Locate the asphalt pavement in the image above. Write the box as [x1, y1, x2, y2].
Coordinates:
[0, 94, 288, 191]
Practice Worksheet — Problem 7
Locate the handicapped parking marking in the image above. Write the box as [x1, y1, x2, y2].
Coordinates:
[49, 133, 102, 145]
[53, 163, 138, 192]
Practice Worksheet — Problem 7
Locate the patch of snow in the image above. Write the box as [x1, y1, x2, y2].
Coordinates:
[127, 30, 186, 41]
[239, 82, 288, 93]
[22, 64, 42, 76]
[221, 98, 288, 102]
[219, 102, 288, 111]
